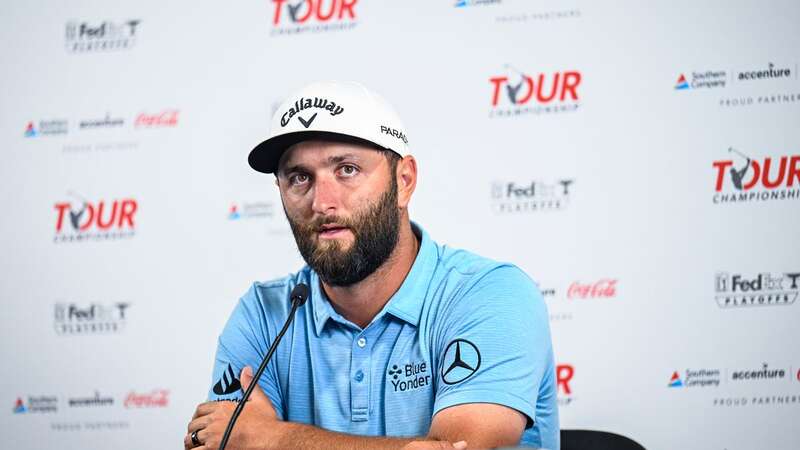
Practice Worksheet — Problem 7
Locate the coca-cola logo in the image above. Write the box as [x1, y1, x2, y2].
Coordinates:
[135, 110, 179, 128]
[567, 279, 617, 299]
[124, 389, 169, 408]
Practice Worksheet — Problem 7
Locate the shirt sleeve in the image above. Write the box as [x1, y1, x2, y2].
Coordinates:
[206, 285, 285, 419]
[432, 264, 553, 428]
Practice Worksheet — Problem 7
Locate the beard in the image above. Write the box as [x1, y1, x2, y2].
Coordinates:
[284, 177, 400, 287]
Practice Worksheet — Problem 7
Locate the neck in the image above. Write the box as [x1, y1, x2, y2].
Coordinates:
[321, 220, 419, 329]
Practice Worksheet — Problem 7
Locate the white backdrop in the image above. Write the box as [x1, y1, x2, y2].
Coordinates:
[2, 1, 799, 449]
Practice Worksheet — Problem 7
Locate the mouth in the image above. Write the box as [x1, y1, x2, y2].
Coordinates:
[317, 224, 351, 239]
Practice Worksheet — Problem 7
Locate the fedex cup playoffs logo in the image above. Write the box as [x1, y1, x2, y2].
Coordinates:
[54, 193, 137, 243]
[270, 0, 358, 35]
[712, 148, 800, 204]
[489, 64, 581, 117]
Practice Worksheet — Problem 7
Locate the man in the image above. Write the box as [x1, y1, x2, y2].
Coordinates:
[186, 81, 559, 450]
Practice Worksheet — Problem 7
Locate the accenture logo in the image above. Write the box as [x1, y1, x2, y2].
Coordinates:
[730, 363, 788, 382]
[490, 179, 574, 213]
[68, 391, 113, 408]
[489, 64, 582, 117]
[712, 148, 800, 204]
[270, 0, 358, 36]
[65, 20, 141, 53]
[714, 271, 799, 308]
[53, 193, 137, 243]
[78, 113, 124, 129]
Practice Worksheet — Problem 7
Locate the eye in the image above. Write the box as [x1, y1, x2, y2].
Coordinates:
[337, 164, 359, 178]
[288, 173, 310, 186]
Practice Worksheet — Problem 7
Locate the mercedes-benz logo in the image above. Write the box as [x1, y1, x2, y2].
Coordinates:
[441, 339, 481, 385]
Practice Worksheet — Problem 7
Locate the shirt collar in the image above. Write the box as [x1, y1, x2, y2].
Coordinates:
[309, 222, 438, 336]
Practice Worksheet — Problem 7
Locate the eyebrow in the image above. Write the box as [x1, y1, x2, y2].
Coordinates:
[280, 153, 363, 175]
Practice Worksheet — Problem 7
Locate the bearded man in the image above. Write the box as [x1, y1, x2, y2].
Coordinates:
[185, 81, 559, 450]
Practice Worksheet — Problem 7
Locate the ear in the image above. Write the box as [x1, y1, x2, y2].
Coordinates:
[396, 155, 417, 209]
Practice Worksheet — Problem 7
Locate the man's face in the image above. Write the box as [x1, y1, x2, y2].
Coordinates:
[276, 140, 400, 287]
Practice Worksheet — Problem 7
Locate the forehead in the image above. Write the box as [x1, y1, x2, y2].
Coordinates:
[278, 140, 382, 171]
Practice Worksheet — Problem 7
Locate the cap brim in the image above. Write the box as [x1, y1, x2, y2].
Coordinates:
[248, 131, 391, 174]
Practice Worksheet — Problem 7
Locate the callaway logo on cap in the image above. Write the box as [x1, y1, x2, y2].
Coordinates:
[249, 81, 410, 174]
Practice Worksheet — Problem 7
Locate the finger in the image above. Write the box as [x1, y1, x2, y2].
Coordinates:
[187, 416, 210, 434]
[240, 366, 268, 401]
[453, 441, 467, 450]
[192, 402, 218, 420]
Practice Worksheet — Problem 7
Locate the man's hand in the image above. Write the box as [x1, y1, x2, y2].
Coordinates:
[185, 366, 282, 450]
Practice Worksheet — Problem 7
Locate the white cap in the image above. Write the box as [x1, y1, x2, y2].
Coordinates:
[249, 81, 410, 174]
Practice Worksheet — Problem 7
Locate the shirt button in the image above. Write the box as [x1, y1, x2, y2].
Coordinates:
[357, 337, 367, 348]
[354, 370, 364, 382]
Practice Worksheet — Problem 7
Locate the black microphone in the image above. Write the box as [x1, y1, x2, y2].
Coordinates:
[218, 283, 309, 450]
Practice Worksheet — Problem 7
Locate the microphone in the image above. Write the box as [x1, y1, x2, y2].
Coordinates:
[218, 283, 309, 450]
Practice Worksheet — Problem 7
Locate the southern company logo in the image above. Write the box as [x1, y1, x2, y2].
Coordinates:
[228, 202, 274, 220]
[489, 64, 582, 117]
[13, 396, 58, 413]
[54, 193, 137, 243]
[490, 179, 574, 213]
[673, 70, 727, 90]
[714, 271, 798, 308]
[55, 302, 130, 335]
[270, 0, 358, 36]
[65, 20, 141, 53]
[668, 369, 720, 388]
[712, 148, 800, 204]
[455, 0, 501, 7]
[24, 120, 68, 137]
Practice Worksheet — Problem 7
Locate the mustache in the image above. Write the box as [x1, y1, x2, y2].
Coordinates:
[296, 215, 358, 235]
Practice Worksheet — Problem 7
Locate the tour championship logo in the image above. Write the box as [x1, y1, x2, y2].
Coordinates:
[24, 120, 68, 137]
[490, 179, 574, 213]
[668, 369, 721, 388]
[54, 302, 131, 335]
[124, 389, 169, 408]
[712, 148, 800, 204]
[12, 396, 58, 414]
[53, 193, 138, 243]
[489, 64, 582, 118]
[556, 364, 574, 406]
[134, 109, 179, 128]
[269, 0, 358, 36]
[714, 271, 798, 308]
[65, 20, 142, 53]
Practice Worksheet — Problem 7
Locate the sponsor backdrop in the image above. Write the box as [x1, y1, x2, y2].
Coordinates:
[1, 0, 798, 449]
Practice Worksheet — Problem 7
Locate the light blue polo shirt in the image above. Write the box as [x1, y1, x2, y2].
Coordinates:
[207, 223, 559, 449]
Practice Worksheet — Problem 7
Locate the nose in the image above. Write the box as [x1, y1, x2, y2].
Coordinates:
[310, 174, 340, 215]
